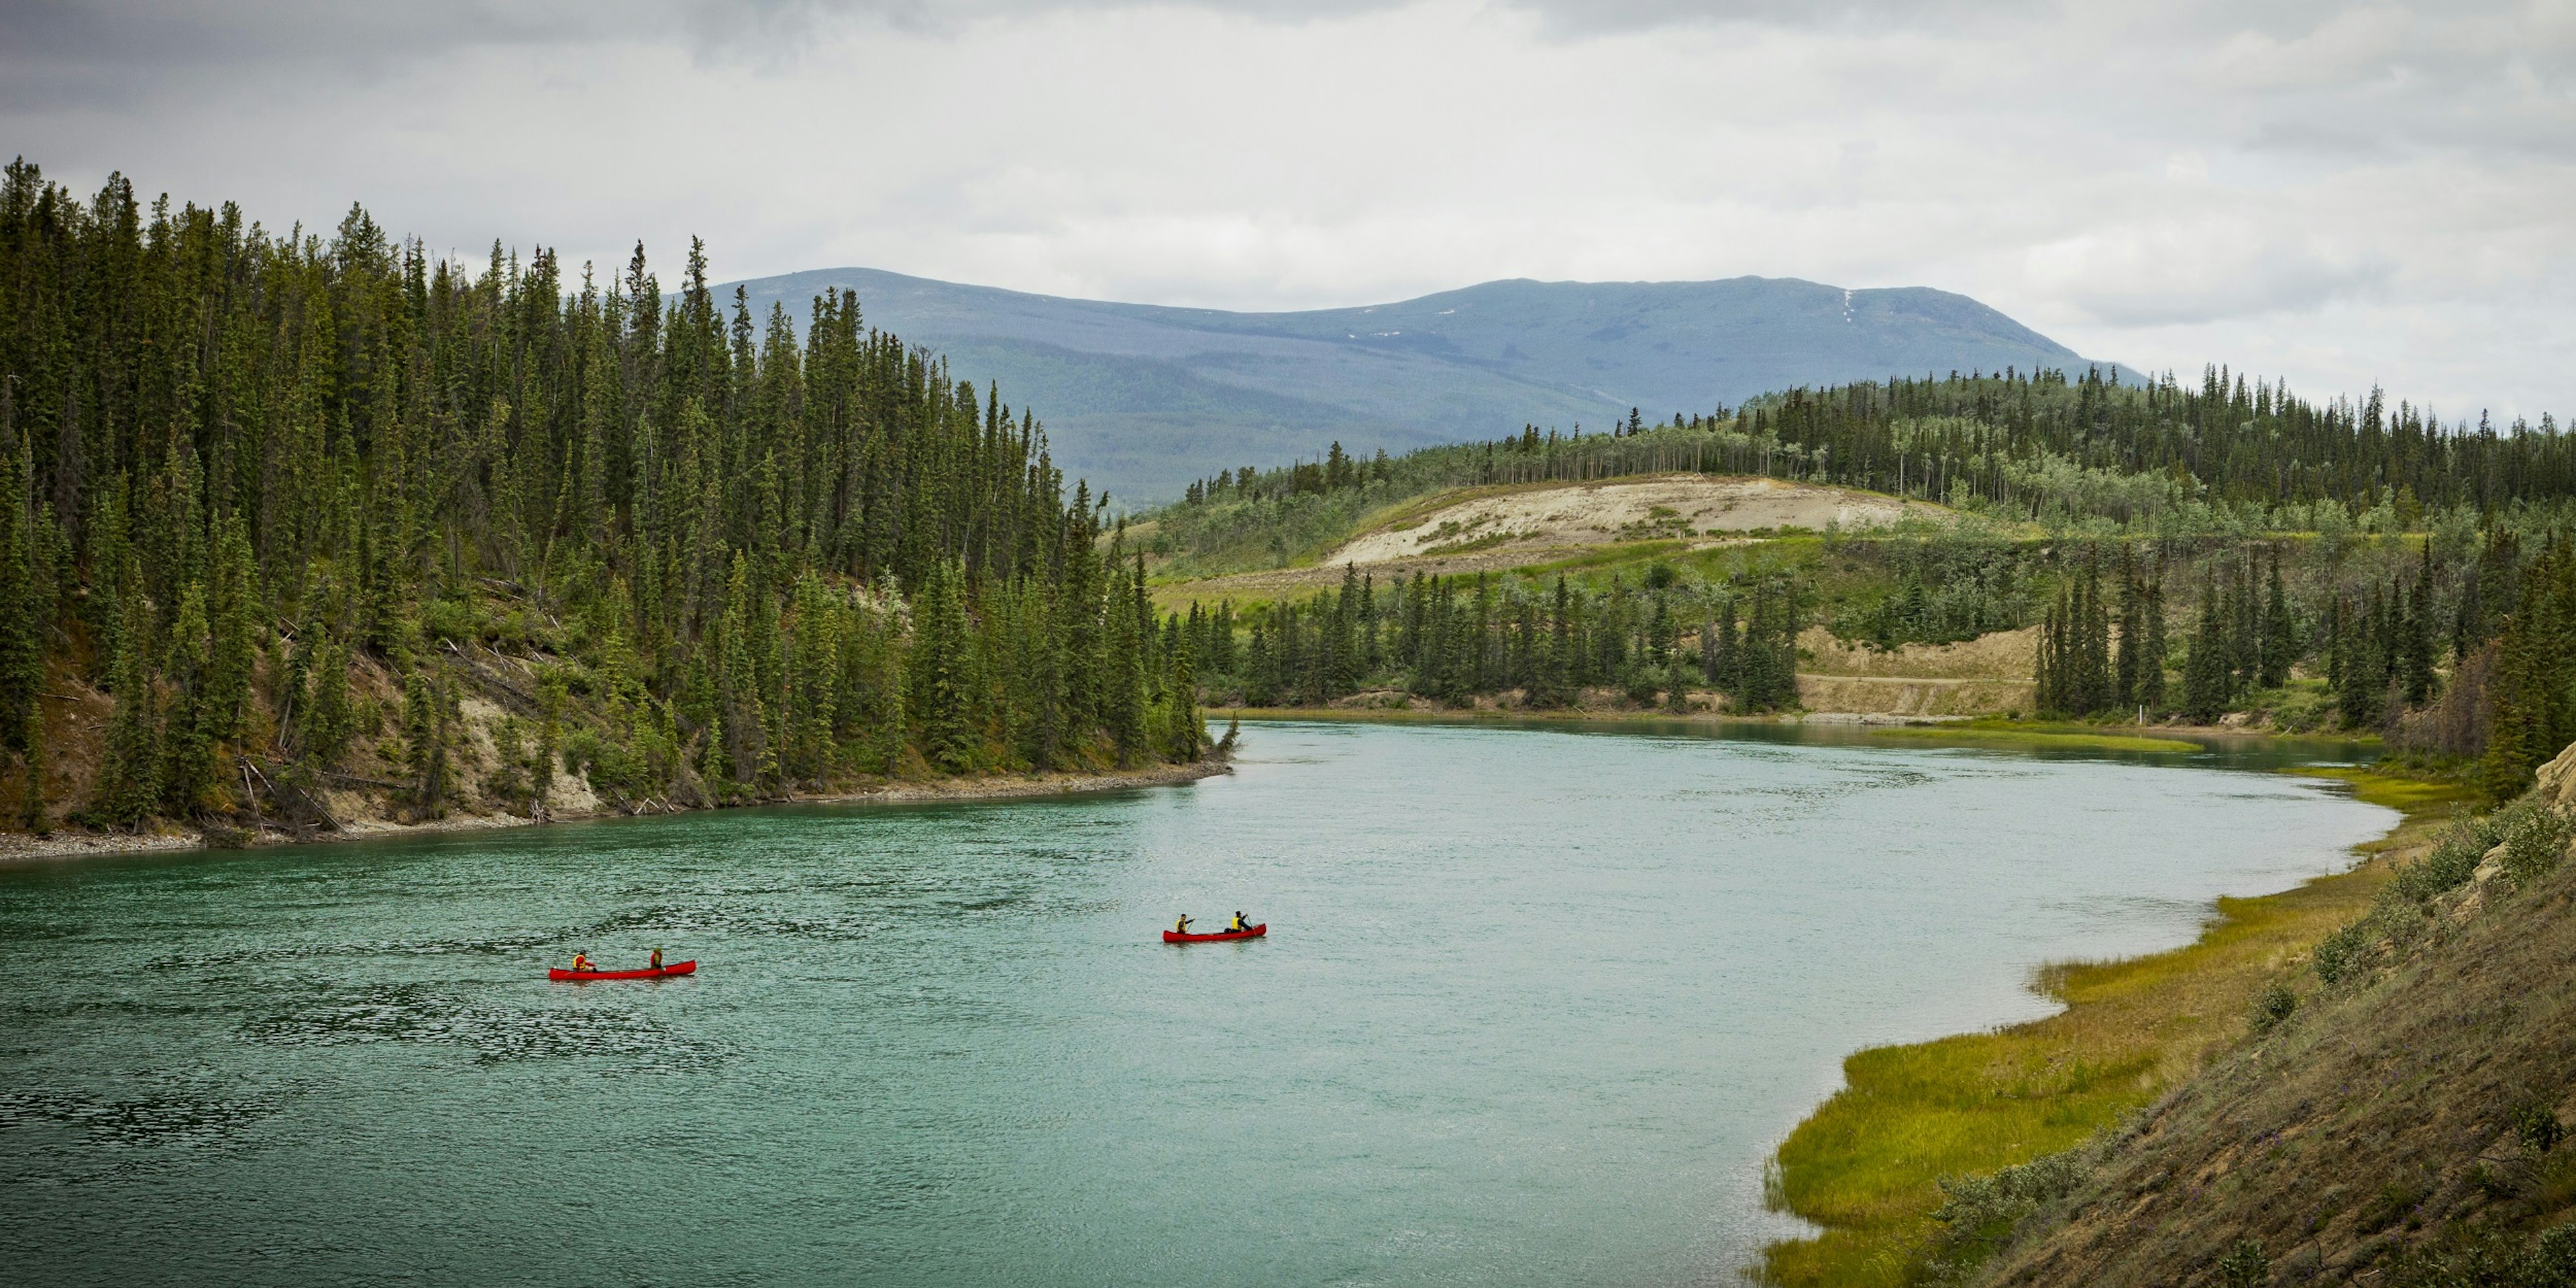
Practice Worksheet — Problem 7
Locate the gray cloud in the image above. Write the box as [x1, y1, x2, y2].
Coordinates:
[1, 0, 2566, 422]
[2027, 221, 2398, 327]
[0, 0, 1397, 72]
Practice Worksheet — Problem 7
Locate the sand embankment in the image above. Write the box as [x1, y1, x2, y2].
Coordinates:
[1795, 625, 2038, 717]
[1325, 474, 1943, 566]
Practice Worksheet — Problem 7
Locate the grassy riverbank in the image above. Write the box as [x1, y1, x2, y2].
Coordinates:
[1862, 724, 2200, 754]
[1210, 704, 1756, 727]
[1756, 767, 2474, 1287]
[1213, 704, 2345, 759]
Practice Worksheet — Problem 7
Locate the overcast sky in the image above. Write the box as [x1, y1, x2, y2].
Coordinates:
[6, 0, 2570, 423]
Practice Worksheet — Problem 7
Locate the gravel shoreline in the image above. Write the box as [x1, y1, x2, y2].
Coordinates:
[0, 755, 1232, 866]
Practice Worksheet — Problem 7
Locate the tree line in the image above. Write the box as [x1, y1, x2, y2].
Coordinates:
[2025, 525, 2568, 798]
[0, 160, 1203, 833]
[1149, 343, 2576, 801]
[1173, 512, 2576, 802]
[1186, 560, 1802, 716]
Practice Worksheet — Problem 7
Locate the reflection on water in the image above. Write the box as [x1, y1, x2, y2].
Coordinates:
[0, 719, 2390, 1286]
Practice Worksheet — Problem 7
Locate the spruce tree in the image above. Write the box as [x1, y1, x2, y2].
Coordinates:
[1712, 594, 1741, 702]
[300, 635, 355, 771]
[2482, 541, 2576, 798]
[0, 401, 46, 756]
[2400, 541, 2436, 706]
[2035, 590, 2066, 715]
[2323, 594, 2347, 692]
[2076, 555, 2110, 714]
[1163, 627, 1202, 761]
[402, 664, 454, 818]
[2339, 588, 2390, 729]
[19, 705, 45, 835]
[2139, 572, 2167, 712]
[94, 563, 162, 827]
[533, 672, 564, 818]
[912, 559, 977, 773]
[2258, 549, 2295, 688]
[2182, 583, 2231, 723]
[2113, 548, 2141, 708]
[206, 513, 259, 745]
[160, 582, 218, 816]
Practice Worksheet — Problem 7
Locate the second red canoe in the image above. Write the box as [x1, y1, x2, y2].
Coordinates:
[1163, 924, 1265, 943]
[548, 960, 697, 981]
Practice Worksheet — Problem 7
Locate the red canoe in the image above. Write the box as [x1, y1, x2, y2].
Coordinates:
[1163, 924, 1265, 943]
[548, 960, 697, 981]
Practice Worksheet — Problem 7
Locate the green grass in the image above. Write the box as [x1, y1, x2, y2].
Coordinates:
[1208, 703, 1731, 727]
[1512, 537, 1702, 575]
[1756, 765, 2462, 1286]
[1418, 530, 1522, 556]
[2290, 765, 2481, 814]
[1865, 725, 2200, 754]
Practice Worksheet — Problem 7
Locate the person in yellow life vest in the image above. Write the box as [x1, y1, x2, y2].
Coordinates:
[649, 948, 663, 971]
[1228, 912, 1249, 932]
[1174, 915, 1193, 936]
[570, 951, 595, 973]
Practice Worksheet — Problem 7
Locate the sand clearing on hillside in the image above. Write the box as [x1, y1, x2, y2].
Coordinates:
[1326, 474, 1941, 566]
[1797, 625, 2039, 682]
[1792, 625, 2039, 717]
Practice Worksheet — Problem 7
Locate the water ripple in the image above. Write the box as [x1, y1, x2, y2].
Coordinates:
[237, 984, 727, 1071]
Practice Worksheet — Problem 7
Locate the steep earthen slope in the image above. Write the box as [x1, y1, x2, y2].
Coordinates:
[1981, 751, 2576, 1285]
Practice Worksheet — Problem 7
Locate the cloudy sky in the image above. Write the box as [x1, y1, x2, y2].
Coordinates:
[7, 0, 2570, 422]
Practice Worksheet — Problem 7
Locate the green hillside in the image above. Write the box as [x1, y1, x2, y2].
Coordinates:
[1136, 367, 2576, 797]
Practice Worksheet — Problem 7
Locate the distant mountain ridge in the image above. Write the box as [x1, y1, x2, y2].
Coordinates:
[719, 268, 2092, 502]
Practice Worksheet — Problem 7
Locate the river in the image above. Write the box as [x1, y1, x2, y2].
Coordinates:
[0, 720, 2392, 1286]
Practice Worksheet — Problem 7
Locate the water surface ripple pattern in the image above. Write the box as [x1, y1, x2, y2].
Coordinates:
[0, 720, 2392, 1285]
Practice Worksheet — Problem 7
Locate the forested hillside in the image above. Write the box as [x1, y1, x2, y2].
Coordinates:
[1146, 366, 2576, 798]
[0, 162, 1205, 841]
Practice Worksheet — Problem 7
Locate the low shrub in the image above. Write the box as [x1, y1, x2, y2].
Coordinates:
[2385, 1220, 2576, 1288]
[2314, 798, 2560, 991]
[2538, 1150, 2576, 1212]
[560, 727, 645, 800]
[2250, 983, 2299, 1033]
[2497, 800, 2574, 888]
[1925, 1148, 2090, 1282]
[420, 597, 481, 645]
[2215, 1239, 2271, 1288]
[2357, 1177, 2430, 1234]
[2387, 814, 2498, 904]
[2313, 921, 2367, 985]
[1623, 669, 1660, 706]
[2471, 1162, 2521, 1200]
[2514, 1100, 2567, 1157]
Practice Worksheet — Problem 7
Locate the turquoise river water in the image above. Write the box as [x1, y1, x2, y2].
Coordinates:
[0, 720, 2392, 1286]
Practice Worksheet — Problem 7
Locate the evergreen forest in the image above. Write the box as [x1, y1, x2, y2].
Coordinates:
[1148, 368, 2576, 801]
[0, 162, 1205, 838]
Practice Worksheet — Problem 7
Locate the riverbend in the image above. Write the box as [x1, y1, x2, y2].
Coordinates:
[0, 720, 2391, 1285]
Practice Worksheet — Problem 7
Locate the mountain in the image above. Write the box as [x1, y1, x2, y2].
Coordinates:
[720, 268, 2094, 503]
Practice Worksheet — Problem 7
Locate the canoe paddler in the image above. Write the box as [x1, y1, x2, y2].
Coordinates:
[649, 947, 663, 971]
[1228, 912, 1249, 932]
[570, 951, 596, 973]
[1174, 914, 1193, 936]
